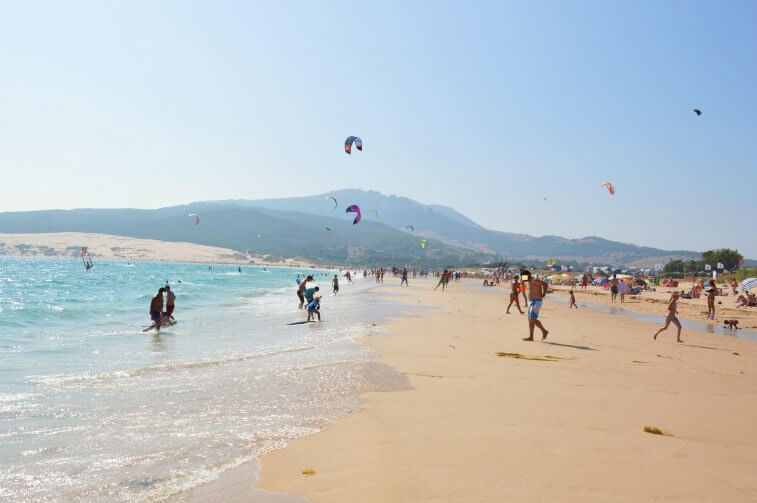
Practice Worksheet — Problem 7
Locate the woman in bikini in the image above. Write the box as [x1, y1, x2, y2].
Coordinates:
[653, 292, 683, 342]
[706, 279, 717, 320]
[506, 277, 524, 314]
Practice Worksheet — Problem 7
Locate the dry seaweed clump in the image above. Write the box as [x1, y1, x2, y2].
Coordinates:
[644, 426, 672, 436]
[302, 469, 316, 476]
[496, 352, 570, 361]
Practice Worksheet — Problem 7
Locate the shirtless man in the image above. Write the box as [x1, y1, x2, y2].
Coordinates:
[522, 271, 549, 341]
[297, 275, 313, 309]
[147, 288, 165, 331]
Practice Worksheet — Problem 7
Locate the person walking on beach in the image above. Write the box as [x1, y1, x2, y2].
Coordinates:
[506, 276, 524, 314]
[332, 275, 339, 295]
[165, 285, 176, 321]
[400, 268, 408, 287]
[147, 287, 165, 332]
[581, 274, 588, 290]
[653, 292, 683, 342]
[569, 288, 577, 308]
[345, 271, 354, 284]
[522, 270, 549, 341]
[610, 274, 619, 303]
[706, 279, 717, 320]
[519, 275, 528, 305]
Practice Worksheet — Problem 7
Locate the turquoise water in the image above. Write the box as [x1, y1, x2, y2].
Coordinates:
[0, 257, 403, 501]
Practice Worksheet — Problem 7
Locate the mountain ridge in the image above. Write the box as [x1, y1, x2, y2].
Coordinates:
[0, 189, 703, 266]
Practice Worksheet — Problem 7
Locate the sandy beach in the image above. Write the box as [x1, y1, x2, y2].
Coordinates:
[251, 278, 757, 502]
[0, 233, 314, 268]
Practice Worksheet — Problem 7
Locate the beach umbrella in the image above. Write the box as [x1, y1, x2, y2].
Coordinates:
[742, 278, 757, 292]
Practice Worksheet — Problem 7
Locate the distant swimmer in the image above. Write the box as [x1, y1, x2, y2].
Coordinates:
[653, 292, 683, 342]
[522, 270, 549, 341]
[146, 288, 165, 332]
[165, 285, 176, 321]
[332, 275, 339, 295]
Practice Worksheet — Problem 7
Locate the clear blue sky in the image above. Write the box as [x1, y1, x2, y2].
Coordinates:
[1, 1, 755, 257]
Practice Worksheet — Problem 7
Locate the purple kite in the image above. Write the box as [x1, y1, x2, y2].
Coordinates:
[345, 204, 361, 225]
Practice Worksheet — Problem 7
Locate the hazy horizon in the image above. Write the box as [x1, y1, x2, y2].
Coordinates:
[2, 1, 755, 256]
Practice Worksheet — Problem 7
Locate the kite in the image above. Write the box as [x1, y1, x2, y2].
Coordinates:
[188, 213, 199, 226]
[344, 136, 362, 155]
[325, 226, 332, 231]
[542, 197, 547, 202]
[420, 240, 427, 249]
[600, 181, 615, 196]
[405, 225, 414, 232]
[693, 108, 702, 116]
[345, 204, 361, 225]
[325, 196, 337, 209]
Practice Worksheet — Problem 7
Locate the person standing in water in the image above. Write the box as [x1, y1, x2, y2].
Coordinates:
[148, 288, 165, 331]
[522, 270, 549, 341]
[653, 292, 683, 342]
[344, 271, 354, 284]
[706, 279, 717, 320]
[164, 285, 176, 321]
[506, 276, 524, 314]
[332, 275, 339, 295]
[238, 266, 242, 274]
[297, 275, 313, 309]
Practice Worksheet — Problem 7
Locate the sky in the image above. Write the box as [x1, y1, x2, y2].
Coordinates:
[1, 1, 756, 257]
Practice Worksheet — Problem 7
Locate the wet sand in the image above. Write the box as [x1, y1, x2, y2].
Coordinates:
[255, 278, 757, 502]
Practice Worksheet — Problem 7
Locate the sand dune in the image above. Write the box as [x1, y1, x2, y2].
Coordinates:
[0, 232, 312, 267]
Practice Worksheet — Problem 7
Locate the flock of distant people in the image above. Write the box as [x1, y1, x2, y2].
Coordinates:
[142, 263, 751, 344]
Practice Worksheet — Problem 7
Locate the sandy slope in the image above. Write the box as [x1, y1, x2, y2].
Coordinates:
[255, 278, 757, 502]
[0, 232, 312, 267]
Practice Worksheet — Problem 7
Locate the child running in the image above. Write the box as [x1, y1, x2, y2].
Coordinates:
[569, 288, 577, 308]
[653, 292, 683, 342]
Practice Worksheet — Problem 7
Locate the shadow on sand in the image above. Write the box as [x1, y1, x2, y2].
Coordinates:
[544, 341, 598, 351]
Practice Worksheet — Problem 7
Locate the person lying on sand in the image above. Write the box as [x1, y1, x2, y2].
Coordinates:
[653, 292, 683, 343]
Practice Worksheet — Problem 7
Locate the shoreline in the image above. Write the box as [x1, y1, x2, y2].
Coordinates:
[251, 278, 757, 502]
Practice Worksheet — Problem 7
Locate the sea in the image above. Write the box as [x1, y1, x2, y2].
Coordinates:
[0, 257, 407, 502]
